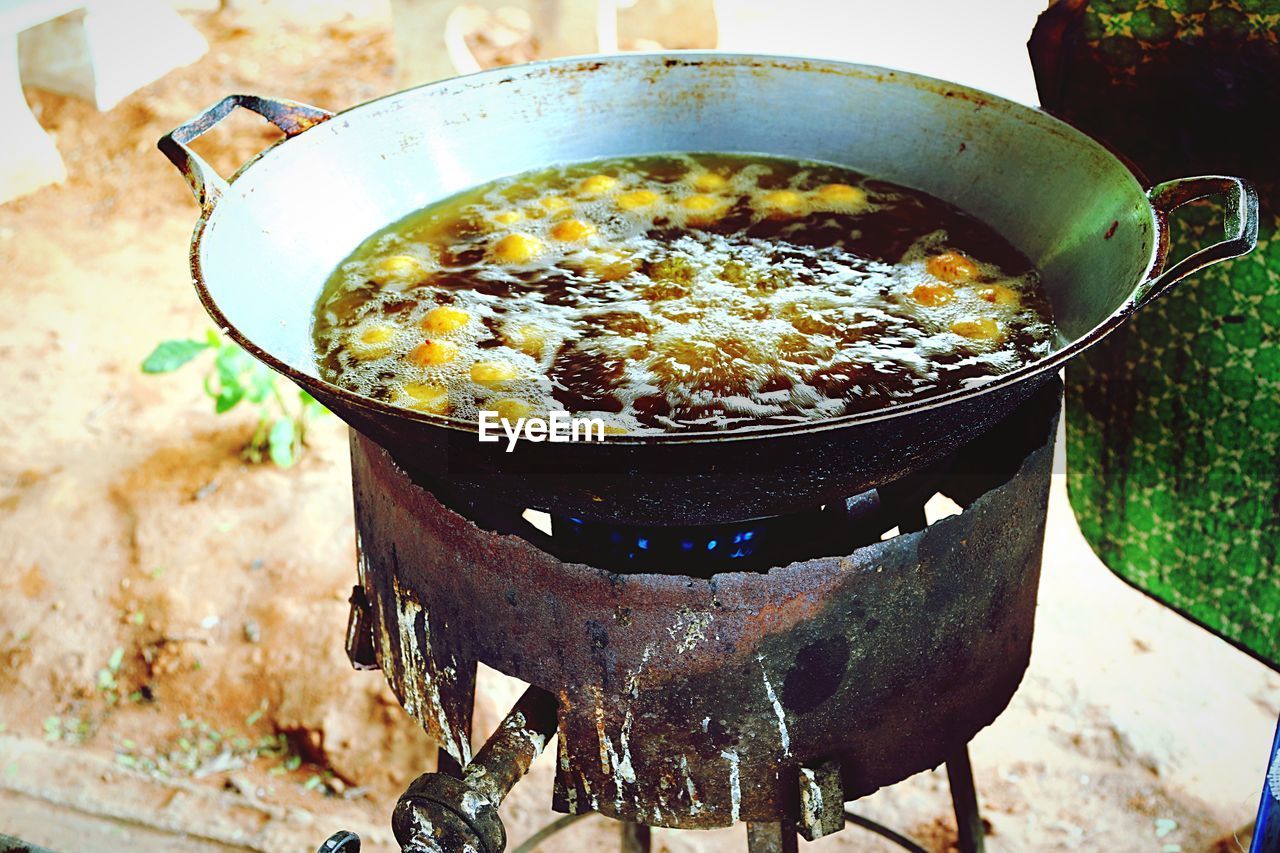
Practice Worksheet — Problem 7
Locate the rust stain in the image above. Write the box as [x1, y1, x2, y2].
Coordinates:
[347, 378, 1062, 828]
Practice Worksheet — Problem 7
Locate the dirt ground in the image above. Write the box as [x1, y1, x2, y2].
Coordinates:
[0, 5, 1277, 852]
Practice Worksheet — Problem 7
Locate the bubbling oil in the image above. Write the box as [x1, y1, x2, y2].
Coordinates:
[312, 154, 1057, 433]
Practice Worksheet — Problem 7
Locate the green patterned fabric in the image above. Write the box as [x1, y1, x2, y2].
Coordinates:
[1065, 209, 1280, 664]
[1033, 0, 1280, 667]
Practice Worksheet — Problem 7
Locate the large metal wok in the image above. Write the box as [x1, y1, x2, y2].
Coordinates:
[160, 54, 1257, 525]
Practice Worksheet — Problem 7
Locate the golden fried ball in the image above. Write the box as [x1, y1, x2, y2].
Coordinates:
[689, 172, 728, 192]
[538, 195, 572, 213]
[761, 189, 805, 218]
[616, 189, 662, 210]
[490, 232, 545, 264]
[504, 324, 545, 357]
[349, 324, 396, 359]
[471, 360, 519, 387]
[401, 383, 450, 414]
[910, 282, 956, 307]
[814, 183, 867, 209]
[927, 251, 979, 284]
[421, 305, 471, 334]
[409, 339, 460, 366]
[374, 254, 426, 285]
[549, 218, 597, 242]
[577, 174, 619, 195]
[974, 284, 1020, 306]
[950, 318, 1001, 340]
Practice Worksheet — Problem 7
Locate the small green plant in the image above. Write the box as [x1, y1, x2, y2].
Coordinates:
[142, 331, 325, 467]
[113, 714, 294, 780]
[96, 646, 126, 705]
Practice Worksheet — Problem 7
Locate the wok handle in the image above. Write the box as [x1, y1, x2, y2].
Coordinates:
[157, 94, 333, 213]
[1138, 175, 1259, 306]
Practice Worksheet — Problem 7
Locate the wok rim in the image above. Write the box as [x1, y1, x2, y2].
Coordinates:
[187, 51, 1162, 447]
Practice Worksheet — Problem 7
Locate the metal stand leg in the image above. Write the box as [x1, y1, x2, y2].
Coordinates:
[620, 821, 651, 852]
[436, 747, 464, 779]
[746, 821, 799, 853]
[946, 746, 985, 853]
[393, 686, 560, 852]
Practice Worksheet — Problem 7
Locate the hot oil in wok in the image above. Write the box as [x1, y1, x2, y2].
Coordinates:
[312, 154, 1057, 433]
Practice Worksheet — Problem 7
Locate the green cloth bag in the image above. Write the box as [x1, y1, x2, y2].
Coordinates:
[1031, 0, 1279, 667]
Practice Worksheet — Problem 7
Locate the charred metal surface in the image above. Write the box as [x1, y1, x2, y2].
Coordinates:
[393, 686, 558, 853]
[351, 380, 1060, 831]
[345, 585, 379, 671]
[797, 760, 844, 841]
[464, 686, 559, 808]
[351, 531, 478, 768]
[393, 773, 500, 853]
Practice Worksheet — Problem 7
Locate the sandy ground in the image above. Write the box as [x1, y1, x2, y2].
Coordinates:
[0, 4, 1277, 852]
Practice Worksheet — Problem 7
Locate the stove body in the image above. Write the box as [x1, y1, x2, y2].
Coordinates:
[345, 380, 1060, 838]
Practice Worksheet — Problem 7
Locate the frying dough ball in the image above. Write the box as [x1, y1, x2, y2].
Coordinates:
[689, 171, 728, 192]
[910, 282, 956, 307]
[504, 324, 545, 357]
[950, 318, 1001, 340]
[471, 360, 519, 387]
[538, 195, 572, 213]
[760, 189, 804, 218]
[577, 174, 619, 195]
[927, 251, 979, 283]
[421, 305, 471, 334]
[349, 324, 396, 359]
[814, 183, 867, 208]
[401, 383, 450, 414]
[550, 219, 597, 242]
[974, 284, 1019, 306]
[360, 325, 393, 344]
[409, 339, 460, 366]
[579, 249, 638, 281]
[491, 233, 545, 264]
[616, 189, 661, 210]
[681, 194, 726, 224]
[374, 254, 426, 285]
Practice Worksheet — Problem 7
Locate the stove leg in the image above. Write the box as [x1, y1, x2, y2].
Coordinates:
[746, 821, 799, 853]
[946, 746, 985, 853]
[436, 747, 463, 779]
[440, 655, 481, 778]
[620, 821, 651, 852]
[393, 686, 559, 852]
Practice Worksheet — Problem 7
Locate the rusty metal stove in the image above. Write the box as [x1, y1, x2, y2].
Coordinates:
[327, 378, 1062, 853]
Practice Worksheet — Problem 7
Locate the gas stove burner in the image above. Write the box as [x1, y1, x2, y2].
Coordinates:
[546, 496, 881, 573]
[336, 379, 1063, 852]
